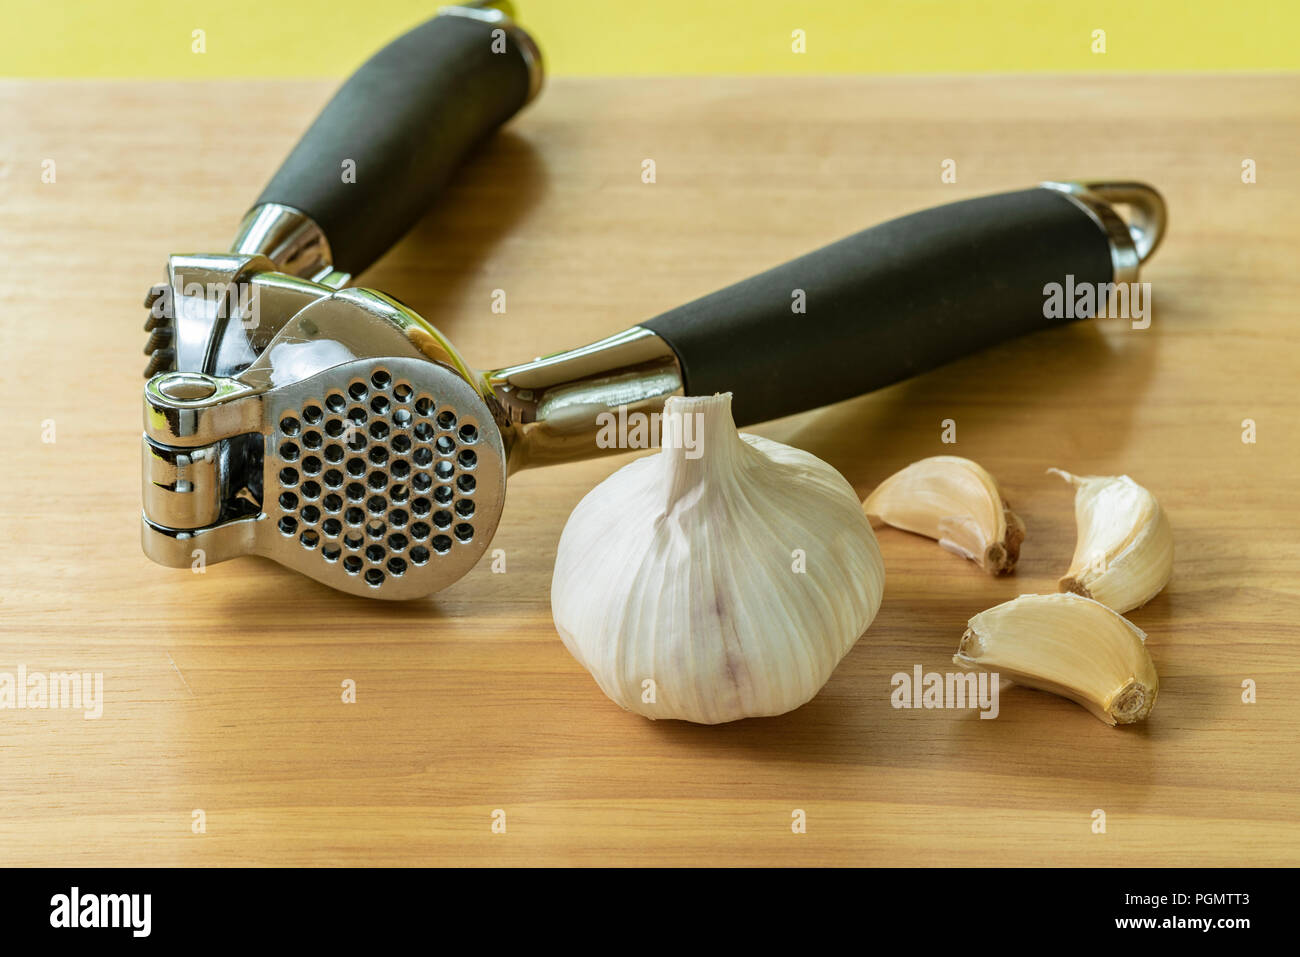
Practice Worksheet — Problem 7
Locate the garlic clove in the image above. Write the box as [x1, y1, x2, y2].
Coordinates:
[953, 593, 1159, 726]
[1049, 468, 1173, 613]
[551, 393, 885, 725]
[863, 455, 1025, 574]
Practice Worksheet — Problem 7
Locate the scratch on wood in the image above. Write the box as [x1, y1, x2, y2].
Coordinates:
[166, 651, 196, 698]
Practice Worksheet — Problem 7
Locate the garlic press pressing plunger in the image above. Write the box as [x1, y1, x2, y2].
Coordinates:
[140, 12, 1166, 600]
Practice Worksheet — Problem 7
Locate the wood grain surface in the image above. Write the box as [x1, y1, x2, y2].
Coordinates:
[1, 75, 1297, 866]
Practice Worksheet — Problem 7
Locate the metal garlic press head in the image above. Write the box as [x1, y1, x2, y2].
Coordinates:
[144, 285, 509, 598]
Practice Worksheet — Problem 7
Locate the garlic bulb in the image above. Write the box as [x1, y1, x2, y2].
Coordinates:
[551, 393, 885, 724]
[1049, 469, 1173, 613]
[863, 455, 1025, 574]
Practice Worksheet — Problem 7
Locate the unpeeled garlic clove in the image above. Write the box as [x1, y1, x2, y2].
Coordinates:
[1049, 468, 1173, 613]
[551, 393, 885, 725]
[863, 456, 1025, 574]
[953, 593, 1159, 726]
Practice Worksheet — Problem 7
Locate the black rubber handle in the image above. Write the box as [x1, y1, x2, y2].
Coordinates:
[254, 11, 535, 276]
[643, 187, 1114, 426]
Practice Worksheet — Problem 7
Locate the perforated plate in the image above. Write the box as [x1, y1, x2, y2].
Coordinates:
[252, 356, 505, 599]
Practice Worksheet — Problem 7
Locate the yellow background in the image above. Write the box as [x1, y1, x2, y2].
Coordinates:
[3, 0, 1297, 77]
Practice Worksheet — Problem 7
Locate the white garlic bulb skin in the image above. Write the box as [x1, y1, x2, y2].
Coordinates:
[552, 393, 885, 724]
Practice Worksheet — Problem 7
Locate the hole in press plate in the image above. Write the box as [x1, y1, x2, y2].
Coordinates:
[411, 545, 432, 564]
[430, 536, 451, 555]
[322, 543, 341, 562]
[302, 404, 324, 425]
[365, 544, 385, 563]
[343, 555, 362, 574]
[370, 369, 391, 390]
[456, 474, 475, 494]
[364, 568, 385, 587]
[279, 416, 301, 436]
[325, 393, 347, 413]
[348, 381, 368, 402]
[454, 523, 473, 543]
[300, 529, 319, 549]
[393, 383, 413, 403]
[387, 557, 407, 576]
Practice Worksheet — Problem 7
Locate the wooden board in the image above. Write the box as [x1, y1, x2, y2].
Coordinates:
[1, 75, 1297, 866]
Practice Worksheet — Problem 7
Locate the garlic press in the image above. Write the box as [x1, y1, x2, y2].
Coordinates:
[141, 9, 1166, 600]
